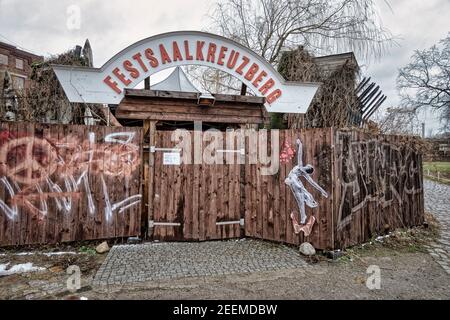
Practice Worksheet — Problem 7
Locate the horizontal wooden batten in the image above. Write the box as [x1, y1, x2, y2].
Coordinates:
[116, 91, 269, 124]
[116, 111, 266, 124]
[125, 89, 266, 105]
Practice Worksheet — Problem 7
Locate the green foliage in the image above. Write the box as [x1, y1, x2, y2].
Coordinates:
[78, 246, 96, 255]
[423, 162, 450, 173]
[269, 113, 287, 129]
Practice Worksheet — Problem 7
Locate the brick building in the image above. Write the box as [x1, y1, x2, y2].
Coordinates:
[0, 40, 43, 91]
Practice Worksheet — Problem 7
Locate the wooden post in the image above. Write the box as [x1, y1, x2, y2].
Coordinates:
[147, 120, 157, 239]
[240, 83, 247, 96]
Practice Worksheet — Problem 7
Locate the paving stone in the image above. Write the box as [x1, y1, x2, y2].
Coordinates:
[424, 180, 450, 275]
[93, 239, 307, 286]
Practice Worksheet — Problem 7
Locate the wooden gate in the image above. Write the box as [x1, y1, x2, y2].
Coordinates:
[148, 130, 242, 241]
[144, 127, 424, 250]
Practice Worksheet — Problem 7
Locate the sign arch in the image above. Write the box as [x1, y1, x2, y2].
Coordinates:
[53, 31, 319, 113]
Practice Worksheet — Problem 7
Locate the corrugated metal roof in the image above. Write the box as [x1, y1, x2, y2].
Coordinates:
[151, 67, 200, 93]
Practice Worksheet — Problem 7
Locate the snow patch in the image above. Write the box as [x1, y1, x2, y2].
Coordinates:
[0, 251, 77, 257]
[0, 263, 46, 276]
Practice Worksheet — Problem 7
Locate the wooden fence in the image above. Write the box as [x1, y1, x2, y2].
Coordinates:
[145, 128, 424, 250]
[0, 122, 143, 246]
[0, 122, 424, 250]
[244, 129, 424, 249]
[243, 128, 334, 249]
[333, 130, 424, 248]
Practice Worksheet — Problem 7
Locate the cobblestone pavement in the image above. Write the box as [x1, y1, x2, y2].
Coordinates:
[424, 179, 450, 274]
[93, 239, 307, 286]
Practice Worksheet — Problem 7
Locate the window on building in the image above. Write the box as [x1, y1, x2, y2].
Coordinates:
[15, 58, 24, 70]
[0, 53, 8, 65]
[12, 75, 25, 90]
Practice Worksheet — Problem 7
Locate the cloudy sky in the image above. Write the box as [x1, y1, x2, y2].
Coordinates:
[0, 0, 449, 134]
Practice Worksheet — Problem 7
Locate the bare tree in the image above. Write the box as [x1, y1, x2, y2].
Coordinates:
[188, 0, 393, 98]
[397, 33, 450, 133]
[208, 0, 394, 64]
[373, 106, 422, 136]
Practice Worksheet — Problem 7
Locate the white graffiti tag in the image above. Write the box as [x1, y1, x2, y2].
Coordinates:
[0, 130, 141, 222]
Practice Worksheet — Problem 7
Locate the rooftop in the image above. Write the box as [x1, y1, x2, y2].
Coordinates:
[151, 67, 200, 93]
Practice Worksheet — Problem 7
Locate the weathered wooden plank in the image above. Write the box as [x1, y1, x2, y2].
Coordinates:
[191, 143, 200, 240]
[17, 122, 30, 245]
[119, 100, 265, 116]
[198, 152, 206, 241]
[115, 111, 266, 125]
[216, 142, 225, 239]
[209, 157, 218, 240]
[146, 121, 157, 239]
[285, 130, 295, 245]
[68, 125, 80, 242]
[233, 146, 241, 238]
[125, 88, 265, 104]
[152, 130, 162, 240]
[51, 122, 64, 243]
[0, 122, 7, 246]
[278, 130, 287, 244]
[173, 134, 183, 241]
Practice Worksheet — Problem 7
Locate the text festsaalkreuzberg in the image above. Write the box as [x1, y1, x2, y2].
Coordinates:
[102, 39, 282, 105]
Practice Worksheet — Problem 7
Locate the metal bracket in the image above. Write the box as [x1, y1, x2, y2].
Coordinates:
[215, 218, 245, 226]
[216, 148, 245, 156]
[149, 220, 181, 228]
[150, 146, 182, 153]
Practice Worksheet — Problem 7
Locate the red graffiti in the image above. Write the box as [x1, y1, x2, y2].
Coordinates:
[279, 141, 295, 164]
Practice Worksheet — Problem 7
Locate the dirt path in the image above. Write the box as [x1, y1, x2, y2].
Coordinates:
[1, 181, 449, 300]
[1, 238, 449, 300]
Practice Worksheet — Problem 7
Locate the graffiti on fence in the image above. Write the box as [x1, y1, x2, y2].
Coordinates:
[336, 132, 422, 230]
[0, 129, 141, 222]
[285, 139, 329, 235]
[279, 141, 295, 164]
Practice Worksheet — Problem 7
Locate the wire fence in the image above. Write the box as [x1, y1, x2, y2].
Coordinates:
[424, 169, 450, 184]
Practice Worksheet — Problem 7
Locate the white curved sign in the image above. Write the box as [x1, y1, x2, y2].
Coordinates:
[53, 31, 319, 113]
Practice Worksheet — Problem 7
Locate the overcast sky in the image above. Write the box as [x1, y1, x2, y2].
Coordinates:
[0, 0, 449, 134]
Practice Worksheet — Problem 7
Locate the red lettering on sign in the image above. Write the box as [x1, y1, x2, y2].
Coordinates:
[236, 56, 250, 75]
[244, 63, 259, 81]
[226, 50, 239, 69]
[267, 89, 282, 104]
[103, 76, 121, 94]
[259, 78, 275, 95]
[196, 41, 205, 61]
[252, 70, 267, 88]
[159, 44, 172, 64]
[173, 41, 183, 62]
[132, 52, 148, 73]
[184, 40, 193, 60]
[217, 46, 228, 66]
[207, 43, 217, 63]
[123, 60, 140, 79]
[112, 67, 132, 86]
[145, 48, 159, 68]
